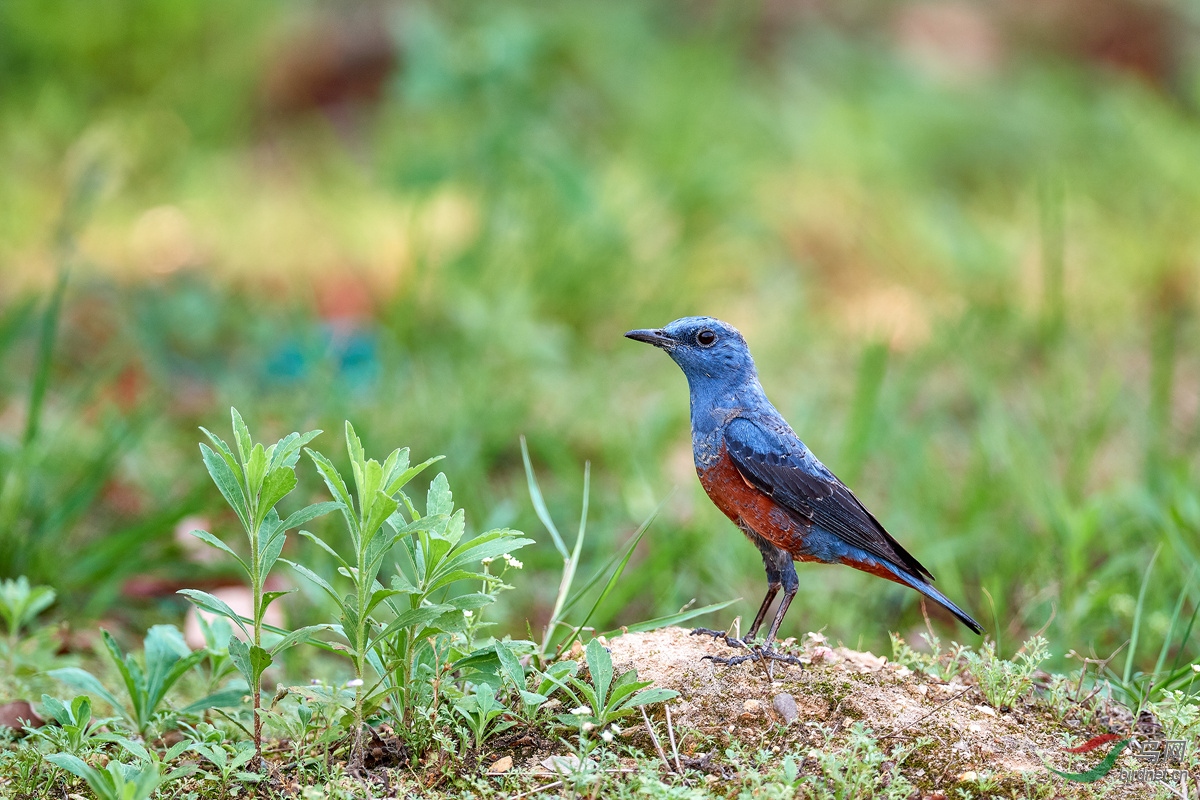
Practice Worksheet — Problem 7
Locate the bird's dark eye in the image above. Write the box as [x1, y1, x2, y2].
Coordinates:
[696, 330, 717, 347]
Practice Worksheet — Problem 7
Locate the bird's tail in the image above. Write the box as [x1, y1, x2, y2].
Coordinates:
[900, 572, 985, 635]
[841, 553, 984, 634]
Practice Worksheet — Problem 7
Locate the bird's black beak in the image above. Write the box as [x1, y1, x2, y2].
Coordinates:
[624, 328, 674, 349]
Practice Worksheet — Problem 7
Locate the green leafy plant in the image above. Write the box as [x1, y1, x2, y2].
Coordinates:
[889, 631, 970, 683]
[49, 624, 235, 737]
[288, 423, 532, 767]
[1101, 558, 1198, 714]
[179, 408, 339, 763]
[0, 576, 58, 683]
[963, 636, 1050, 710]
[494, 640, 557, 723]
[283, 422, 442, 769]
[452, 681, 515, 753]
[44, 746, 192, 800]
[27, 695, 112, 754]
[551, 638, 677, 729]
[1149, 689, 1200, 772]
[260, 691, 334, 773]
[803, 723, 918, 800]
[181, 722, 263, 794]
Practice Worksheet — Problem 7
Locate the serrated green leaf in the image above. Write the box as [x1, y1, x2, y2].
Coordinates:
[230, 408, 252, 466]
[306, 449, 356, 532]
[245, 442, 269, 503]
[384, 455, 443, 496]
[269, 429, 322, 472]
[496, 642, 525, 689]
[199, 443, 249, 532]
[447, 592, 496, 611]
[259, 526, 287, 577]
[259, 467, 297, 518]
[426, 473, 453, 517]
[260, 590, 294, 615]
[228, 638, 272, 684]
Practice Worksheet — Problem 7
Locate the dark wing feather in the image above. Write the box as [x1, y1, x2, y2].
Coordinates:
[723, 418, 934, 582]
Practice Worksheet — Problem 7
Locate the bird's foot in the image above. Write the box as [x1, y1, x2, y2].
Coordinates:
[703, 645, 805, 668]
[689, 627, 748, 649]
[690, 628, 804, 668]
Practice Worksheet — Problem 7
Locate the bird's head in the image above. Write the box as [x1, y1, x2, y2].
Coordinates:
[625, 316, 757, 387]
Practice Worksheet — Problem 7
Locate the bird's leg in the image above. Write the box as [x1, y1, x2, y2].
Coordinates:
[703, 546, 804, 668]
[690, 581, 777, 653]
[745, 583, 780, 642]
[691, 529, 779, 650]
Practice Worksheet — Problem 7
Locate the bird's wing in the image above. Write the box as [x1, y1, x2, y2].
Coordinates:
[723, 417, 934, 582]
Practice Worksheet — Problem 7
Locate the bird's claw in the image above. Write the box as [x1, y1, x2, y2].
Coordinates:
[689, 627, 746, 648]
[702, 645, 805, 668]
[690, 627, 804, 668]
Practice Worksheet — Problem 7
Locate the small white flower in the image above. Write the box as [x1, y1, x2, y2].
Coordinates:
[481, 557, 493, 565]
[500, 553, 511, 562]
[463, 610, 474, 618]
[610, 724, 623, 736]
[1193, 664, 1200, 673]
[601, 731, 614, 743]
[569, 706, 590, 716]
[582, 722, 595, 732]
[347, 679, 363, 687]
[505, 555, 523, 569]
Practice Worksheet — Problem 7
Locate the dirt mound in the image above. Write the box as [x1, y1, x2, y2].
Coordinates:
[601, 627, 1144, 799]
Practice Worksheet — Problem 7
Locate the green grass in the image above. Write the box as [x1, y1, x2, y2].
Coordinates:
[0, 0, 1196, 680]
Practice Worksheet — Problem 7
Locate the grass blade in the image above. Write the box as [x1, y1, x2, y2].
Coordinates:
[556, 501, 663, 655]
[520, 436, 567, 558]
[1123, 546, 1159, 685]
[601, 599, 738, 637]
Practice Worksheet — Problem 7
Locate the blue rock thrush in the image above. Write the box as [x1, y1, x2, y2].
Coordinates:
[626, 316, 982, 665]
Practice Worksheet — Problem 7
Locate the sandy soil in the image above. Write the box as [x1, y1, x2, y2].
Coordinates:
[570, 626, 1186, 799]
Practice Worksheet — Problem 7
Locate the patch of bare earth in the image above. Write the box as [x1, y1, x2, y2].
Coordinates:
[596, 626, 1163, 799]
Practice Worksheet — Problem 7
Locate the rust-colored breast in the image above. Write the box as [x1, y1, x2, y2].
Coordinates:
[697, 445, 809, 557]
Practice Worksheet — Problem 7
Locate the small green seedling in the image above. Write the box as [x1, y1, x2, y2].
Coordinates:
[184, 725, 262, 795]
[28, 695, 112, 754]
[551, 638, 677, 729]
[452, 681, 515, 752]
[49, 624, 236, 737]
[963, 636, 1050, 710]
[0, 576, 58, 681]
[495, 641, 553, 722]
[890, 631, 969, 683]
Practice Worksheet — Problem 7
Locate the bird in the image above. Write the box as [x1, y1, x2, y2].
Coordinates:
[625, 316, 983, 664]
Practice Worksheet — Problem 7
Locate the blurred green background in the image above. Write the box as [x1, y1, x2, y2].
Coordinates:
[1, 0, 1198, 669]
